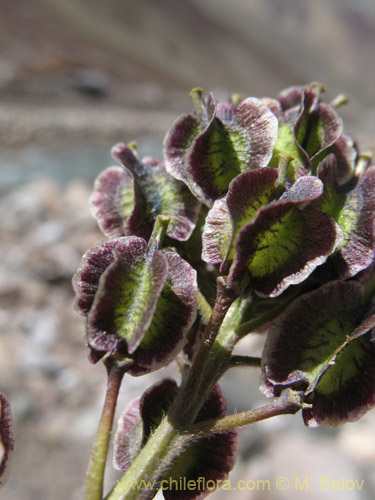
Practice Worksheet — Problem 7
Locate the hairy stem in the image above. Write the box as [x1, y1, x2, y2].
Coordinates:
[227, 355, 261, 370]
[189, 390, 303, 435]
[84, 360, 127, 500]
[195, 295, 253, 398]
[196, 289, 212, 324]
[147, 215, 170, 253]
[168, 277, 238, 427]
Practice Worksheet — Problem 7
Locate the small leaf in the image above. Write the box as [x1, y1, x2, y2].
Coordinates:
[225, 168, 280, 263]
[0, 393, 14, 489]
[113, 397, 142, 472]
[228, 177, 340, 296]
[90, 166, 134, 238]
[163, 91, 219, 187]
[102, 143, 200, 241]
[270, 86, 312, 174]
[271, 116, 309, 174]
[315, 154, 347, 220]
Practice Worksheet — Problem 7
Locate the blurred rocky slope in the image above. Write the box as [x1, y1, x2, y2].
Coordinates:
[0, 0, 374, 145]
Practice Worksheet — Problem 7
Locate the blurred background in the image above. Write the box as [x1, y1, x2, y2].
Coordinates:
[0, 0, 374, 499]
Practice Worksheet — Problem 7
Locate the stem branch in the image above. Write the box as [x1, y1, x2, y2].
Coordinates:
[189, 390, 303, 435]
[227, 355, 261, 370]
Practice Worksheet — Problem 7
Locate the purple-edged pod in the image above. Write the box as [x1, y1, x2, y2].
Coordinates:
[269, 83, 343, 179]
[276, 85, 306, 111]
[202, 168, 279, 268]
[113, 396, 143, 473]
[73, 236, 166, 360]
[164, 89, 278, 207]
[90, 143, 200, 242]
[114, 379, 238, 500]
[163, 89, 215, 187]
[161, 386, 238, 500]
[0, 393, 14, 489]
[128, 250, 198, 375]
[303, 317, 375, 427]
[72, 237, 197, 372]
[327, 134, 358, 186]
[316, 157, 375, 279]
[260, 280, 375, 427]
[226, 175, 342, 297]
[295, 86, 343, 161]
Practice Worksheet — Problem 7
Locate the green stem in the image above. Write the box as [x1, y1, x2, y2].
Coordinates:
[355, 151, 373, 179]
[148, 215, 170, 253]
[227, 355, 261, 370]
[196, 289, 212, 324]
[189, 87, 207, 124]
[189, 390, 303, 435]
[331, 93, 349, 108]
[169, 277, 238, 427]
[84, 361, 126, 500]
[193, 295, 253, 401]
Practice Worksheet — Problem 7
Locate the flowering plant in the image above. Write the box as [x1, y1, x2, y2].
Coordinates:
[69, 83, 374, 499]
